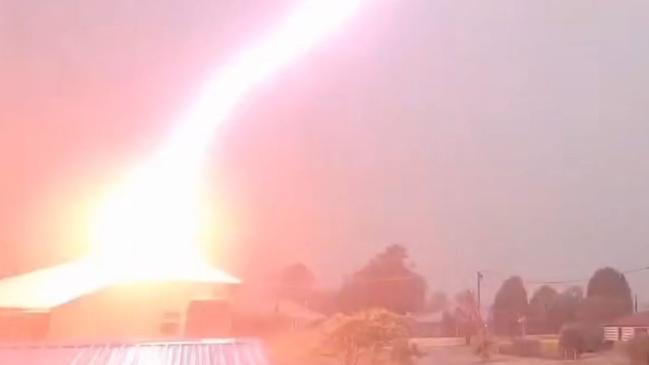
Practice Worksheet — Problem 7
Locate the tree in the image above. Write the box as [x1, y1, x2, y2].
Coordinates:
[547, 286, 583, 331]
[322, 309, 409, 365]
[277, 262, 315, 303]
[581, 267, 632, 322]
[454, 290, 480, 344]
[528, 285, 559, 333]
[427, 291, 448, 313]
[493, 276, 528, 335]
[339, 245, 427, 314]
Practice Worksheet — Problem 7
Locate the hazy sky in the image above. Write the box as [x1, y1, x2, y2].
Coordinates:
[2, 1, 649, 302]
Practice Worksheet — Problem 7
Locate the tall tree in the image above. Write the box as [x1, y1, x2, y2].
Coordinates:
[277, 262, 316, 303]
[339, 245, 427, 314]
[454, 290, 480, 344]
[580, 267, 633, 321]
[528, 285, 559, 333]
[427, 291, 448, 313]
[493, 276, 528, 335]
[547, 286, 583, 331]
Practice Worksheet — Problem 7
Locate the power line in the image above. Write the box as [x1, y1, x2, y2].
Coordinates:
[480, 265, 649, 286]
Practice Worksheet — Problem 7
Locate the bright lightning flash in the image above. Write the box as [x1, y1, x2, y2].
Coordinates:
[89, 0, 363, 282]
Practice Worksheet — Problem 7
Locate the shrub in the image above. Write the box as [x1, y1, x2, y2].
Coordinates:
[321, 309, 409, 365]
[559, 322, 603, 357]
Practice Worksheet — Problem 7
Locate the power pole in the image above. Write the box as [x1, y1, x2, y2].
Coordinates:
[477, 271, 483, 309]
[635, 294, 639, 313]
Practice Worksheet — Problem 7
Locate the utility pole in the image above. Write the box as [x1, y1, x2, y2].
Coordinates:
[635, 294, 639, 313]
[477, 271, 483, 309]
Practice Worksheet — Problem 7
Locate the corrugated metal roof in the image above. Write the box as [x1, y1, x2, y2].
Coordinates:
[0, 339, 270, 364]
[0, 258, 240, 310]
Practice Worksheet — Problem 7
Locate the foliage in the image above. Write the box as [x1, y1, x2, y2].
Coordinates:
[453, 290, 480, 341]
[427, 291, 448, 313]
[493, 276, 528, 335]
[577, 296, 630, 323]
[558, 322, 603, 360]
[277, 262, 316, 303]
[339, 245, 427, 314]
[455, 290, 477, 313]
[583, 267, 633, 321]
[528, 285, 558, 333]
[547, 286, 583, 331]
[322, 309, 409, 365]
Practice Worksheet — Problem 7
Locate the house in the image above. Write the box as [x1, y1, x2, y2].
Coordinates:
[231, 284, 325, 335]
[0, 258, 240, 343]
[604, 311, 649, 342]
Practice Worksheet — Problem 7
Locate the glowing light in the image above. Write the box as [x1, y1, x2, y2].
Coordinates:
[90, 0, 363, 281]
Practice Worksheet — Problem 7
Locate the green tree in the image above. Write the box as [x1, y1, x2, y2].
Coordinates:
[580, 267, 632, 322]
[493, 276, 528, 335]
[547, 286, 583, 331]
[277, 262, 315, 303]
[339, 245, 427, 314]
[528, 285, 559, 333]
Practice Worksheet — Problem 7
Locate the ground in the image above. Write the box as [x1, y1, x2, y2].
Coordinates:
[267, 335, 630, 365]
[420, 346, 626, 365]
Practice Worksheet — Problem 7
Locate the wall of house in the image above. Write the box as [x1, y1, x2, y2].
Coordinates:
[604, 326, 649, 342]
[47, 282, 233, 342]
[0, 310, 50, 342]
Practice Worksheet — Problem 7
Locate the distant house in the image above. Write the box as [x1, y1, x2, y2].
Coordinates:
[604, 311, 649, 342]
[232, 284, 325, 335]
[0, 259, 240, 343]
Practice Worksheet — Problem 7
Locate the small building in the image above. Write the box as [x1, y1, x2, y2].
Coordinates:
[604, 311, 649, 342]
[0, 259, 240, 343]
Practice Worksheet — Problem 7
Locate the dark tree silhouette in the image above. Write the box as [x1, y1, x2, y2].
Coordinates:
[579, 267, 632, 322]
[493, 276, 528, 335]
[547, 286, 583, 331]
[454, 290, 479, 344]
[528, 285, 558, 333]
[428, 291, 448, 312]
[339, 245, 427, 314]
[277, 262, 315, 303]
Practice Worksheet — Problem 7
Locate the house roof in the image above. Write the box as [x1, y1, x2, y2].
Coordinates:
[0, 258, 240, 310]
[605, 311, 649, 327]
[0, 339, 270, 365]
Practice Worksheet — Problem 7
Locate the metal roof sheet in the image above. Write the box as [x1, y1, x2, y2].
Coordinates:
[0, 339, 270, 365]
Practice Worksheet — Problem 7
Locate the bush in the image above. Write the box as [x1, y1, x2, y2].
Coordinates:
[559, 322, 603, 356]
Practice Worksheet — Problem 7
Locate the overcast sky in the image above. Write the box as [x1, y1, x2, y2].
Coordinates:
[1, 0, 649, 302]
